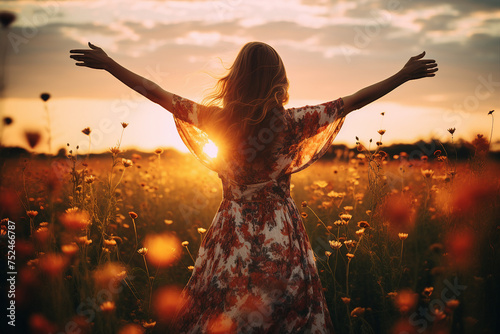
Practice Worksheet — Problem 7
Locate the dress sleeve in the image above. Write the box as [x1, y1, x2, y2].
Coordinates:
[284, 98, 346, 174]
[171, 94, 219, 172]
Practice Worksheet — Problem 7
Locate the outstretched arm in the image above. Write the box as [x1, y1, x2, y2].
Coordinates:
[70, 42, 174, 111]
[342, 52, 438, 115]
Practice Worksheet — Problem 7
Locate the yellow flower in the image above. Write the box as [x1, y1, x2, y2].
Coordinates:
[164, 220, 173, 225]
[100, 301, 116, 314]
[122, 158, 133, 168]
[340, 213, 352, 223]
[346, 253, 355, 259]
[329, 240, 342, 250]
[197, 227, 207, 234]
[104, 239, 117, 247]
[325, 251, 332, 257]
[181, 241, 189, 247]
[138, 247, 148, 255]
[128, 212, 138, 219]
[398, 233, 408, 241]
[301, 212, 308, 219]
[421, 169, 434, 178]
[356, 228, 365, 236]
[343, 206, 353, 212]
[188, 266, 194, 271]
[85, 175, 95, 184]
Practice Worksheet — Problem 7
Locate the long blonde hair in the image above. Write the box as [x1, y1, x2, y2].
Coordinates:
[202, 42, 289, 149]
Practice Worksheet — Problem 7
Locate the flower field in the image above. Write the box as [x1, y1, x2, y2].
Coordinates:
[0, 128, 499, 334]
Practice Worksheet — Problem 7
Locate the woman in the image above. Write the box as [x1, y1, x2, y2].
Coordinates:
[70, 42, 437, 333]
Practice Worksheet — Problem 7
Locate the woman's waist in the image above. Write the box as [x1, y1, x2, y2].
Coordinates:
[221, 175, 291, 202]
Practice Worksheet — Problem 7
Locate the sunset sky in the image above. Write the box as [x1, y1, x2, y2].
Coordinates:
[1, 0, 499, 154]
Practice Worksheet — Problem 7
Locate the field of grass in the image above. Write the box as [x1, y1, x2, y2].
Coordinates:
[0, 132, 499, 334]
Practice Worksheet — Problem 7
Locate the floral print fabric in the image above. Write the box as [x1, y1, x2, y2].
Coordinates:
[172, 95, 345, 333]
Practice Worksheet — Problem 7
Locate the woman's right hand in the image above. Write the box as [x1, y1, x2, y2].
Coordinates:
[70, 42, 112, 70]
[400, 51, 438, 81]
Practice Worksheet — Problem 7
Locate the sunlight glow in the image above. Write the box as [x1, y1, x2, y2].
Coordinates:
[203, 139, 219, 159]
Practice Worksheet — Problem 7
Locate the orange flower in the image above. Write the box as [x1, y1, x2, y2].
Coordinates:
[145, 233, 181, 267]
[39, 253, 68, 278]
[155, 148, 163, 155]
[27, 210, 38, 218]
[197, 227, 207, 234]
[100, 301, 116, 314]
[398, 233, 408, 241]
[128, 212, 138, 219]
[60, 208, 90, 231]
[350, 307, 365, 317]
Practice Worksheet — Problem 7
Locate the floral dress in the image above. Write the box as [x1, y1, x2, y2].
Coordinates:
[172, 94, 345, 333]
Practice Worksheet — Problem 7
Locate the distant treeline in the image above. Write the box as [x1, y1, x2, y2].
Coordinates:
[1, 139, 499, 161]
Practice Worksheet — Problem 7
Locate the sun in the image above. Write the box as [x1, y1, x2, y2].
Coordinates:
[202, 139, 218, 159]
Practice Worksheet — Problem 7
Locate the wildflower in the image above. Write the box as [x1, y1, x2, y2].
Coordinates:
[333, 220, 343, 227]
[60, 209, 90, 230]
[138, 247, 148, 255]
[448, 128, 456, 135]
[422, 287, 434, 299]
[198, 227, 207, 234]
[61, 243, 79, 256]
[39, 222, 48, 227]
[104, 239, 117, 247]
[357, 221, 370, 229]
[325, 251, 332, 257]
[301, 201, 307, 208]
[93, 262, 126, 288]
[314, 180, 328, 188]
[40, 93, 51, 102]
[153, 286, 185, 321]
[343, 206, 353, 212]
[100, 301, 116, 314]
[181, 241, 189, 247]
[329, 240, 342, 250]
[339, 213, 352, 223]
[39, 253, 68, 278]
[188, 266, 194, 271]
[85, 175, 95, 184]
[446, 299, 460, 310]
[25, 131, 41, 148]
[128, 212, 138, 219]
[81, 127, 91, 136]
[488, 110, 494, 115]
[122, 158, 133, 168]
[155, 148, 163, 155]
[109, 146, 121, 155]
[376, 141, 382, 146]
[0, 11, 16, 28]
[341, 297, 351, 305]
[365, 210, 372, 216]
[356, 228, 365, 236]
[346, 253, 355, 259]
[76, 236, 92, 245]
[378, 129, 386, 135]
[164, 219, 173, 225]
[121, 122, 129, 128]
[381, 112, 385, 116]
[398, 233, 408, 241]
[421, 169, 434, 178]
[394, 289, 418, 313]
[350, 307, 365, 317]
[144, 233, 181, 267]
[301, 212, 308, 219]
[142, 321, 156, 329]
[344, 240, 356, 249]
[27, 210, 38, 218]
[3, 117, 13, 125]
